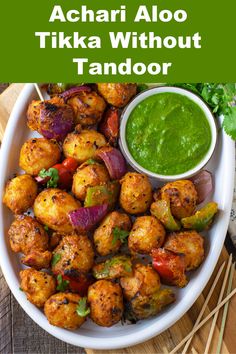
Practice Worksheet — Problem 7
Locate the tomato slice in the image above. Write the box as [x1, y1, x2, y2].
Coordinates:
[61, 271, 94, 295]
[52, 164, 72, 190]
[62, 157, 79, 173]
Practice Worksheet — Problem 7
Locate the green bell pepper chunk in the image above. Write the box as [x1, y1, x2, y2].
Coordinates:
[93, 255, 132, 280]
[84, 181, 120, 209]
[150, 199, 181, 231]
[181, 202, 218, 231]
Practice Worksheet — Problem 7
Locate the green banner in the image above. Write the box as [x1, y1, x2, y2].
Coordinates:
[0, 0, 235, 82]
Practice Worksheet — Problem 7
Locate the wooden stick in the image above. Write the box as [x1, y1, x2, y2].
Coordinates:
[192, 347, 199, 354]
[216, 263, 235, 354]
[169, 286, 236, 354]
[162, 346, 169, 354]
[34, 83, 44, 101]
[203, 254, 232, 354]
[182, 261, 226, 354]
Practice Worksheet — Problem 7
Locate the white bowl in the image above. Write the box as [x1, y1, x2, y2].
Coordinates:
[119, 86, 217, 181]
[0, 84, 234, 349]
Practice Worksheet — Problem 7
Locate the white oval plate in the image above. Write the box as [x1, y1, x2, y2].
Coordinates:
[0, 84, 235, 350]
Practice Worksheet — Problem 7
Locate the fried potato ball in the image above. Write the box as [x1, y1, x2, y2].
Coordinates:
[44, 292, 86, 329]
[20, 268, 56, 308]
[3, 175, 37, 214]
[49, 232, 65, 249]
[52, 234, 94, 274]
[97, 83, 137, 107]
[63, 130, 107, 164]
[67, 90, 106, 126]
[72, 162, 109, 201]
[88, 280, 124, 327]
[160, 180, 198, 219]
[19, 138, 61, 176]
[164, 230, 204, 271]
[21, 250, 52, 270]
[93, 211, 131, 256]
[8, 215, 48, 254]
[120, 263, 161, 301]
[119, 172, 152, 214]
[33, 189, 80, 233]
[128, 216, 166, 255]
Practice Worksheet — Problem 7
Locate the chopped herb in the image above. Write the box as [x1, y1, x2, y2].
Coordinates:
[44, 225, 49, 231]
[112, 227, 129, 246]
[39, 168, 59, 188]
[171, 83, 236, 140]
[76, 297, 90, 317]
[19, 287, 23, 291]
[52, 253, 61, 267]
[86, 158, 97, 165]
[56, 274, 69, 291]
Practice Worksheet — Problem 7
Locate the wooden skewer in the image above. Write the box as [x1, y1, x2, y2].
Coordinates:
[191, 347, 199, 354]
[216, 263, 235, 354]
[203, 254, 232, 354]
[34, 83, 44, 101]
[162, 346, 169, 354]
[169, 286, 236, 354]
[182, 261, 226, 354]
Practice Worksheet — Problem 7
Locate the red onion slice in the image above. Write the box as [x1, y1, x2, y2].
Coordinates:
[60, 85, 92, 101]
[96, 146, 126, 180]
[190, 170, 213, 204]
[69, 204, 109, 233]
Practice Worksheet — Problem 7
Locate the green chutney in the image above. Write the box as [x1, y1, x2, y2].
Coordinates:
[126, 92, 212, 175]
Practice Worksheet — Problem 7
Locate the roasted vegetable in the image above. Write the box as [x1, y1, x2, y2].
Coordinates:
[150, 199, 181, 231]
[160, 180, 198, 219]
[47, 83, 85, 96]
[21, 250, 52, 270]
[69, 204, 109, 233]
[152, 248, 188, 288]
[98, 107, 120, 145]
[93, 255, 132, 280]
[164, 231, 204, 271]
[3, 175, 38, 214]
[84, 181, 120, 209]
[190, 170, 213, 204]
[88, 280, 124, 327]
[181, 202, 218, 231]
[97, 83, 137, 107]
[125, 288, 175, 321]
[95, 146, 126, 180]
[56, 271, 94, 295]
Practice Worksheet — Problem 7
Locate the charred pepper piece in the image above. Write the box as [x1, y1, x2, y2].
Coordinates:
[150, 199, 181, 231]
[181, 202, 218, 231]
[84, 181, 120, 209]
[93, 255, 132, 280]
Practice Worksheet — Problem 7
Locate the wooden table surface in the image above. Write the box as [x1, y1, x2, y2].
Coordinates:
[0, 84, 236, 354]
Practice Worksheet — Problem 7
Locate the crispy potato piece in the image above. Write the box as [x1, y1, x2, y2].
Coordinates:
[52, 234, 94, 274]
[19, 138, 61, 176]
[21, 250, 52, 270]
[3, 175, 37, 214]
[63, 130, 106, 164]
[128, 216, 166, 254]
[72, 162, 109, 201]
[164, 230, 204, 271]
[33, 188, 80, 233]
[93, 211, 131, 256]
[97, 83, 137, 107]
[20, 268, 56, 308]
[88, 280, 124, 327]
[120, 263, 161, 301]
[8, 215, 48, 254]
[67, 90, 106, 126]
[44, 292, 86, 329]
[119, 172, 152, 214]
[160, 180, 198, 219]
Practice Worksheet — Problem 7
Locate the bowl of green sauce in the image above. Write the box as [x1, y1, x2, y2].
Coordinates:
[119, 86, 217, 180]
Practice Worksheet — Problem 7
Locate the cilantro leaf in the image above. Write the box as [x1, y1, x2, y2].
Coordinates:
[44, 225, 49, 231]
[51, 253, 61, 267]
[56, 274, 69, 291]
[223, 107, 236, 140]
[76, 297, 90, 317]
[19, 287, 23, 291]
[112, 227, 129, 246]
[86, 158, 97, 165]
[39, 168, 59, 188]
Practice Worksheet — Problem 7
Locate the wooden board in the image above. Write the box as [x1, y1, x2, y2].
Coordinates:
[0, 84, 235, 354]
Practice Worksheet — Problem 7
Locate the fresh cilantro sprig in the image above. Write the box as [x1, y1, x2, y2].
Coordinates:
[56, 274, 69, 291]
[171, 83, 236, 140]
[51, 253, 61, 267]
[39, 168, 59, 188]
[76, 297, 90, 317]
[112, 227, 129, 246]
[86, 158, 97, 165]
